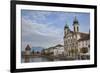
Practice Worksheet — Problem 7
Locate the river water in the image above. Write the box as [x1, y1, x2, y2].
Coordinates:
[22, 57, 60, 63]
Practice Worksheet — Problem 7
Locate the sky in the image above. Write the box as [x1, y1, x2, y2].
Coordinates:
[21, 10, 90, 51]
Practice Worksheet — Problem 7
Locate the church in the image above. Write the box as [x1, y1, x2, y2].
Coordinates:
[64, 16, 90, 60]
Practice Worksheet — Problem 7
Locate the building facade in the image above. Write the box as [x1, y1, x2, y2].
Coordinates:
[43, 44, 64, 57]
[64, 16, 90, 59]
[78, 35, 90, 59]
[53, 44, 64, 56]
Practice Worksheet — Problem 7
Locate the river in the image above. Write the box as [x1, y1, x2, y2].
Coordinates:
[22, 56, 60, 63]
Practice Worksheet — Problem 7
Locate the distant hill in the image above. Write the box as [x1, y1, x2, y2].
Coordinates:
[32, 47, 44, 52]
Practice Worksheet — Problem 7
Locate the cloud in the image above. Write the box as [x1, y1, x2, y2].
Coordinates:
[21, 12, 64, 50]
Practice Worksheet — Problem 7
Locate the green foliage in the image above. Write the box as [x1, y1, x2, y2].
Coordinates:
[80, 47, 88, 53]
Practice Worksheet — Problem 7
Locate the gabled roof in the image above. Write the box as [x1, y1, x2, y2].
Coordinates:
[25, 44, 31, 50]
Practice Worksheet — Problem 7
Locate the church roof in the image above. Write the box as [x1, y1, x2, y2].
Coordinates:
[78, 33, 90, 41]
[69, 30, 89, 35]
[65, 30, 90, 41]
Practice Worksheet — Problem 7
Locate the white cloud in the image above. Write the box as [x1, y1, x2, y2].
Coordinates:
[21, 16, 64, 50]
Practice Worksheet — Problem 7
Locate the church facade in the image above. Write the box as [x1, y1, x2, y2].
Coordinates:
[64, 16, 90, 60]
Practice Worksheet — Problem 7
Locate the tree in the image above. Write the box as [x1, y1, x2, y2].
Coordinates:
[37, 51, 40, 54]
[70, 48, 78, 56]
[32, 50, 34, 55]
[80, 47, 88, 53]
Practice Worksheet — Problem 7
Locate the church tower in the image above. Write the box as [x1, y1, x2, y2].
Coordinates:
[73, 16, 79, 32]
[64, 23, 69, 35]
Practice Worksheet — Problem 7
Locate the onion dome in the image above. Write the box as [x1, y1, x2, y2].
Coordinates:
[65, 21, 69, 29]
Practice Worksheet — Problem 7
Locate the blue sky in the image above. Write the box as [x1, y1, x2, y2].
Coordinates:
[21, 10, 90, 51]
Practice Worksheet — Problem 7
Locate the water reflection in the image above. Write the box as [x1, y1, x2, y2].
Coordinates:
[22, 56, 60, 63]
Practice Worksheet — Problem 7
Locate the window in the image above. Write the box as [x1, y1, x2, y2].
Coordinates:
[77, 26, 79, 31]
[74, 27, 75, 31]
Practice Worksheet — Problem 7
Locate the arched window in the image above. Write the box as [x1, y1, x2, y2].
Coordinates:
[74, 26, 75, 31]
[77, 26, 79, 32]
